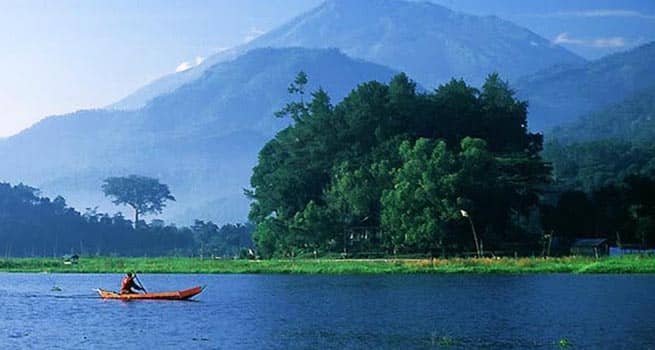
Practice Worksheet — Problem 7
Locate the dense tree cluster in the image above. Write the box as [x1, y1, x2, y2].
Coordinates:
[191, 220, 254, 259]
[542, 140, 655, 249]
[544, 140, 655, 192]
[248, 73, 549, 258]
[541, 175, 655, 249]
[0, 182, 252, 257]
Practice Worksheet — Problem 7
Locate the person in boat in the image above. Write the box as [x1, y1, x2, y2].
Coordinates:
[120, 272, 145, 294]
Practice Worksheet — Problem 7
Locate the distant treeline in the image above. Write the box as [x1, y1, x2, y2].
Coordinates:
[0, 183, 252, 257]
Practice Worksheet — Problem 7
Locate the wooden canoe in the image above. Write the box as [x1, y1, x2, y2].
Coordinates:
[97, 286, 203, 300]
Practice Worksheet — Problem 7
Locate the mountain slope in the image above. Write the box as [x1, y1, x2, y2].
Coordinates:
[112, 0, 583, 110]
[0, 48, 398, 224]
[515, 42, 655, 132]
[549, 85, 655, 145]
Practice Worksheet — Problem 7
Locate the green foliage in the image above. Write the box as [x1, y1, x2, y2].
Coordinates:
[191, 221, 253, 258]
[381, 138, 459, 253]
[3, 256, 655, 274]
[544, 140, 655, 192]
[275, 71, 310, 122]
[541, 175, 655, 246]
[249, 72, 549, 256]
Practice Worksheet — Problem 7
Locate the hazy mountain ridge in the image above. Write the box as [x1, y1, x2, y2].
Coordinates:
[516, 42, 655, 132]
[0, 47, 398, 224]
[549, 84, 655, 145]
[112, 0, 583, 110]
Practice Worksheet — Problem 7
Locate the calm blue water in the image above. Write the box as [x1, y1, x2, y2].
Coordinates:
[1, 273, 654, 349]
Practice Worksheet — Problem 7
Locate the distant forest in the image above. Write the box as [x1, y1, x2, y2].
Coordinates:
[247, 72, 655, 258]
[0, 182, 252, 257]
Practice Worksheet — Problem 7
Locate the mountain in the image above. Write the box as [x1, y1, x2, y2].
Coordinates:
[515, 42, 655, 132]
[549, 85, 655, 145]
[112, 0, 583, 110]
[0, 47, 398, 224]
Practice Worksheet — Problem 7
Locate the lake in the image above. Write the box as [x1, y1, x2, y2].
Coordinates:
[1, 273, 654, 349]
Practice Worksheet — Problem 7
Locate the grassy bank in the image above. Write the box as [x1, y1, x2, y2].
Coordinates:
[1, 256, 655, 274]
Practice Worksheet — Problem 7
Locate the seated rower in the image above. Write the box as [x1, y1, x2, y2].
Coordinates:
[120, 272, 145, 294]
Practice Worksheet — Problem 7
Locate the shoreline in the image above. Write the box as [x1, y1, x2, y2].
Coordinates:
[1, 256, 655, 274]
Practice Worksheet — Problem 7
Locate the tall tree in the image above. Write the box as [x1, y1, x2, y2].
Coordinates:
[380, 138, 459, 254]
[102, 175, 175, 227]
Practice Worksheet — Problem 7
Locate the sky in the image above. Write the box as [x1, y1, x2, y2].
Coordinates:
[431, 0, 655, 59]
[1, 0, 653, 138]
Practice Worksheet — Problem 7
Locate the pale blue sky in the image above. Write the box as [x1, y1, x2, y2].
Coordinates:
[0, 0, 321, 137]
[1, 0, 653, 137]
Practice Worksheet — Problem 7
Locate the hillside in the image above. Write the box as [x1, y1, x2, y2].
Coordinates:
[549, 85, 655, 145]
[0, 48, 398, 224]
[515, 42, 655, 131]
[542, 84, 655, 192]
[112, 0, 583, 110]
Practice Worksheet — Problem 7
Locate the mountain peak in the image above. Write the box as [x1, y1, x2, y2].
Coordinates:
[111, 0, 583, 110]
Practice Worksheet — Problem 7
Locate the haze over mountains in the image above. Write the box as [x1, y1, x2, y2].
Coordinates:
[516, 42, 655, 132]
[112, 0, 584, 110]
[0, 0, 652, 224]
[550, 83, 655, 145]
[0, 48, 397, 223]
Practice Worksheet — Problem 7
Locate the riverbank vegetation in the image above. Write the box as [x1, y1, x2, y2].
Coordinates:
[2, 256, 654, 274]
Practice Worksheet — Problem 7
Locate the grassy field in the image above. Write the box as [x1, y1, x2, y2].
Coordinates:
[1, 255, 655, 274]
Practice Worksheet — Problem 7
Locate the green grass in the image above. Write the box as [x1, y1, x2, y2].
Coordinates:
[1, 255, 655, 274]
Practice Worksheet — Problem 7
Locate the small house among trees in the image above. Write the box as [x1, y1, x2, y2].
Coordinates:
[570, 238, 609, 258]
[62, 254, 79, 265]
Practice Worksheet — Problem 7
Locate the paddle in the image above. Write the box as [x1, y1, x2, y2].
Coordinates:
[134, 273, 147, 294]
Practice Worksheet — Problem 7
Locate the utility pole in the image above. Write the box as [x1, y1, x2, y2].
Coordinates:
[461, 210, 480, 258]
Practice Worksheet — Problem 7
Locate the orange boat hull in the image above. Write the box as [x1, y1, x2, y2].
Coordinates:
[97, 286, 203, 300]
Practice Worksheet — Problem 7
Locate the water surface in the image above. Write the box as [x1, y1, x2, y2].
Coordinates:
[1, 273, 654, 349]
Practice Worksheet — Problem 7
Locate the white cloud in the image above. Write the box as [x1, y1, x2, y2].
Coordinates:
[569, 9, 655, 19]
[532, 9, 655, 20]
[175, 61, 194, 72]
[243, 27, 266, 43]
[553, 33, 584, 45]
[175, 56, 205, 73]
[592, 37, 626, 48]
[552, 32, 626, 48]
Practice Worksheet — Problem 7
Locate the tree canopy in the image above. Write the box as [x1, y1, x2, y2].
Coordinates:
[102, 175, 175, 227]
[248, 72, 550, 258]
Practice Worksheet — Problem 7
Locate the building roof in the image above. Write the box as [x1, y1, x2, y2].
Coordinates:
[571, 238, 608, 247]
